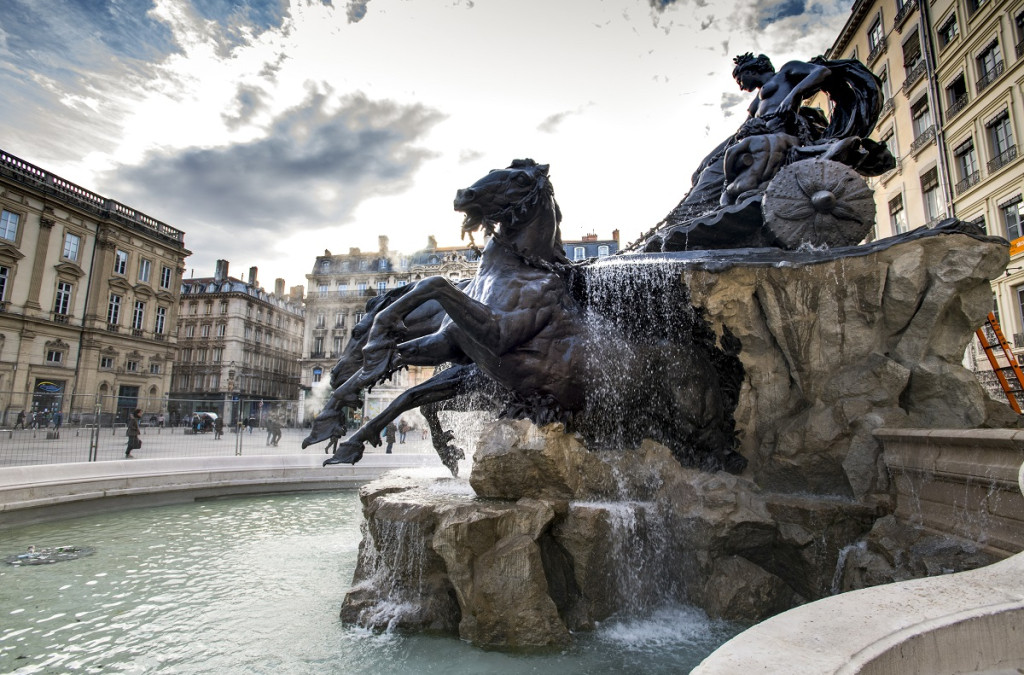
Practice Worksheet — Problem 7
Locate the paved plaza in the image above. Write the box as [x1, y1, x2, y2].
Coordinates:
[0, 425, 439, 467]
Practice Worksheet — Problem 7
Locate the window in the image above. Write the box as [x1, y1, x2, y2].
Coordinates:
[338, 283, 348, 295]
[357, 282, 367, 293]
[938, 15, 958, 47]
[100, 356, 114, 369]
[190, 302, 198, 315]
[355, 311, 365, 323]
[316, 312, 326, 329]
[138, 258, 151, 282]
[155, 306, 167, 335]
[335, 313, 346, 328]
[598, 245, 610, 257]
[880, 127, 897, 157]
[185, 324, 195, 338]
[312, 367, 322, 383]
[220, 300, 228, 314]
[132, 301, 145, 330]
[920, 168, 943, 222]
[204, 301, 212, 315]
[333, 336, 343, 354]
[217, 323, 226, 337]
[903, 31, 922, 74]
[150, 362, 161, 375]
[968, 0, 989, 15]
[213, 347, 222, 363]
[181, 348, 192, 362]
[160, 265, 172, 289]
[977, 41, 1004, 91]
[62, 233, 81, 261]
[114, 250, 128, 275]
[377, 281, 387, 295]
[313, 336, 324, 355]
[201, 323, 210, 338]
[46, 349, 63, 364]
[318, 283, 328, 297]
[987, 111, 1015, 169]
[889, 194, 908, 234]
[0, 265, 8, 302]
[878, 66, 891, 99]
[126, 360, 138, 373]
[868, 18, 884, 52]
[54, 281, 72, 316]
[945, 75, 968, 116]
[0, 210, 19, 241]
[396, 280, 407, 287]
[197, 349, 207, 363]
[1001, 197, 1024, 241]
[954, 138, 979, 193]
[244, 325, 252, 339]
[320, 260, 330, 273]
[378, 259, 387, 271]
[573, 246, 586, 261]
[107, 294, 122, 325]
[910, 96, 932, 138]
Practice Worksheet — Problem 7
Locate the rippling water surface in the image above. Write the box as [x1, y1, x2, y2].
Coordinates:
[1, 491, 740, 674]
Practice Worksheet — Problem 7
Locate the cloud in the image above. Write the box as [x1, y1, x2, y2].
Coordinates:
[346, 0, 370, 22]
[100, 89, 444, 268]
[537, 105, 592, 134]
[720, 91, 747, 116]
[222, 84, 271, 128]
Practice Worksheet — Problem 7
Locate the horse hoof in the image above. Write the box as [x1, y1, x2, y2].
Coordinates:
[323, 442, 364, 467]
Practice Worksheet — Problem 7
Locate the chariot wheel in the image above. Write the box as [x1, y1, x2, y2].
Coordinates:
[762, 159, 876, 250]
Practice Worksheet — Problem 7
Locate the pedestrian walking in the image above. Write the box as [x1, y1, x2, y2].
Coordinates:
[125, 408, 142, 458]
[398, 419, 409, 444]
[385, 422, 396, 454]
[214, 416, 224, 440]
[13, 411, 24, 429]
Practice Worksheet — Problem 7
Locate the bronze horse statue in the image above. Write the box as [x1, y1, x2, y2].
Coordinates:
[309, 159, 747, 474]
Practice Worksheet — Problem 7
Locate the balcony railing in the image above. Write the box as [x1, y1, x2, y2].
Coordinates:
[955, 170, 981, 194]
[1017, 39, 1024, 60]
[52, 313, 69, 324]
[867, 37, 888, 65]
[893, 0, 918, 31]
[879, 97, 896, 119]
[131, 328, 144, 337]
[106, 323, 119, 333]
[987, 145, 1018, 173]
[902, 60, 927, 94]
[910, 125, 936, 155]
[947, 93, 968, 118]
[1014, 333, 1024, 349]
[976, 61, 1005, 94]
[154, 334, 166, 341]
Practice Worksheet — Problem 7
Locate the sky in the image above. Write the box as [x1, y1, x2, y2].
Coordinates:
[0, 0, 854, 290]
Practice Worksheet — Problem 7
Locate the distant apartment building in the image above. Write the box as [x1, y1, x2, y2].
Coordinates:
[0, 148, 189, 424]
[171, 261, 304, 426]
[824, 0, 1024, 402]
[563, 230, 620, 261]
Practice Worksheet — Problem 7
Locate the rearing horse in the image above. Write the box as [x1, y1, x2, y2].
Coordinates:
[320, 159, 747, 474]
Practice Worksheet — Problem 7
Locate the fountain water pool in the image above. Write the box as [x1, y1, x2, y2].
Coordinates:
[0, 490, 743, 674]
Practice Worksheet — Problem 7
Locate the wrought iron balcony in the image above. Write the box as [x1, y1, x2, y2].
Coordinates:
[976, 61, 1004, 94]
[893, 0, 918, 32]
[955, 170, 981, 195]
[879, 97, 896, 119]
[947, 93, 968, 118]
[867, 37, 888, 66]
[987, 145, 1018, 173]
[131, 328, 144, 337]
[52, 313, 69, 324]
[106, 323, 119, 333]
[910, 126, 936, 156]
[902, 60, 927, 94]
[1014, 333, 1024, 349]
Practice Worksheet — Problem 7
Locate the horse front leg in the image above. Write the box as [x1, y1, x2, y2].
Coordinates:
[324, 365, 471, 467]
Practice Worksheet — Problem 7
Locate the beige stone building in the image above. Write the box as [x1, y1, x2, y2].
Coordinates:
[0, 148, 189, 425]
[824, 0, 1024, 404]
[172, 261, 304, 426]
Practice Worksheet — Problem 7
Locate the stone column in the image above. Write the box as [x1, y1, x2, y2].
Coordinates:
[24, 215, 55, 312]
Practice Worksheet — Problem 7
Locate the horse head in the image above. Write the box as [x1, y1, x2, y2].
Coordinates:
[454, 159, 563, 245]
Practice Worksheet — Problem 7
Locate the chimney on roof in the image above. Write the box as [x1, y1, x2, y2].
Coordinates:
[612, 229, 620, 242]
[290, 285, 304, 301]
[428, 235, 437, 250]
[275, 278, 285, 296]
[214, 260, 229, 282]
[379, 235, 389, 254]
[248, 266, 257, 286]
[349, 247, 360, 256]
[583, 233, 598, 242]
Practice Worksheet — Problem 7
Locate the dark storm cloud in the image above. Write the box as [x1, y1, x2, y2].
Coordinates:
[754, 0, 807, 28]
[222, 84, 272, 129]
[101, 90, 445, 235]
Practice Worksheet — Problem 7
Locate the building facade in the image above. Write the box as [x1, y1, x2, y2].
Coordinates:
[171, 261, 304, 426]
[825, 0, 1024, 402]
[0, 148, 189, 425]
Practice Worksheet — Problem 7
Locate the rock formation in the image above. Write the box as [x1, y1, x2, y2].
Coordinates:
[339, 225, 1015, 647]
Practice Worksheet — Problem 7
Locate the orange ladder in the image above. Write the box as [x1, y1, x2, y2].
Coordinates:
[975, 312, 1024, 414]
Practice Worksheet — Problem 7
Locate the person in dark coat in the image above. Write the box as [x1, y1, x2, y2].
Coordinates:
[385, 422, 396, 454]
[125, 408, 142, 458]
[14, 411, 24, 429]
